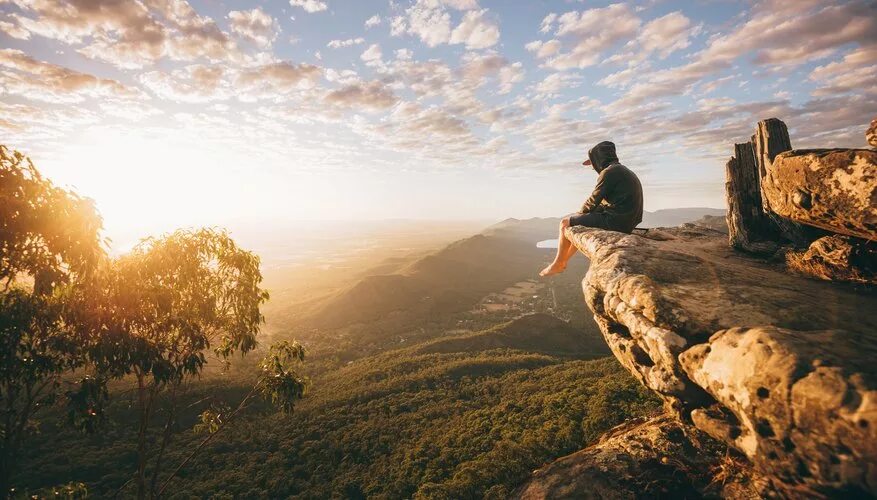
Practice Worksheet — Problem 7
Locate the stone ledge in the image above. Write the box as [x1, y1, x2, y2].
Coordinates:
[514, 413, 776, 499]
[564, 225, 877, 494]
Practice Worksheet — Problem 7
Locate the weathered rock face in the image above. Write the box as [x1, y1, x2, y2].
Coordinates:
[563, 225, 877, 495]
[514, 414, 775, 499]
[682, 327, 877, 494]
[787, 234, 877, 284]
[762, 148, 877, 240]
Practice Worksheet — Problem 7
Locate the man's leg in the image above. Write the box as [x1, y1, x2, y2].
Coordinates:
[540, 219, 575, 276]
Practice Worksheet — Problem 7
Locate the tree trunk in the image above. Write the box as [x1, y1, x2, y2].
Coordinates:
[136, 375, 152, 500]
[725, 142, 780, 254]
[753, 118, 819, 247]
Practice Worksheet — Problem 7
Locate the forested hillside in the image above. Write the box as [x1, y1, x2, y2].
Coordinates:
[19, 317, 658, 498]
[13, 212, 723, 498]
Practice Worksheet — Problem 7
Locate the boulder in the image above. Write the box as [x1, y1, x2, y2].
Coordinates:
[563, 225, 877, 494]
[514, 414, 776, 499]
[681, 327, 877, 494]
[761, 148, 877, 240]
[786, 234, 877, 284]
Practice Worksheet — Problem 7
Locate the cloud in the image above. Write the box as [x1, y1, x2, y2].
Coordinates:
[449, 9, 499, 49]
[498, 62, 524, 95]
[392, 0, 499, 50]
[535, 4, 641, 69]
[140, 64, 230, 102]
[328, 37, 365, 48]
[421, 0, 479, 10]
[532, 72, 581, 97]
[0, 49, 142, 103]
[324, 81, 398, 110]
[605, 1, 877, 109]
[809, 44, 877, 97]
[289, 0, 328, 13]
[236, 61, 323, 100]
[0, 101, 101, 147]
[361, 44, 383, 65]
[369, 102, 475, 153]
[398, 2, 452, 47]
[3, 0, 238, 69]
[525, 39, 561, 59]
[458, 51, 523, 94]
[637, 11, 697, 58]
[3, 0, 874, 194]
[539, 13, 557, 34]
[228, 7, 279, 47]
[0, 18, 30, 39]
[365, 15, 381, 28]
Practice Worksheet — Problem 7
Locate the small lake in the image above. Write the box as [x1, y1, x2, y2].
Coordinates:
[536, 239, 558, 249]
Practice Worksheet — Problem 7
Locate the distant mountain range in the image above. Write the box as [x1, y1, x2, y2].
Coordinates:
[640, 207, 726, 228]
[299, 208, 726, 332]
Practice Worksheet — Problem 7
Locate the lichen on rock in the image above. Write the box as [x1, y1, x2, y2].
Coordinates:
[762, 149, 877, 241]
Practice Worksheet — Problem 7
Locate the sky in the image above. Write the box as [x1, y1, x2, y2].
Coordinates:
[1, 0, 875, 249]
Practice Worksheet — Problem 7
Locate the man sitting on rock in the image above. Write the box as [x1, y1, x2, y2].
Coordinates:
[540, 141, 643, 276]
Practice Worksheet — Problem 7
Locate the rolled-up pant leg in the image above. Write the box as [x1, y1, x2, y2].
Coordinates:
[568, 212, 611, 229]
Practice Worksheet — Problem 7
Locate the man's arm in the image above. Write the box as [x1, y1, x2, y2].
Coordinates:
[580, 169, 611, 213]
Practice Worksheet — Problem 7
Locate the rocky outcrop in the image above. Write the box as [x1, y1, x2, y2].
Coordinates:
[518, 117, 876, 497]
[726, 117, 876, 284]
[550, 225, 877, 496]
[515, 414, 775, 499]
[786, 234, 877, 284]
[761, 149, 877, 241]
[683, 327, 877, 493]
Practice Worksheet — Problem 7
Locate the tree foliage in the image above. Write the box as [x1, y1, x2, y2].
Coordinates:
[0, 145, 104, 497]
[1, 146, 305, 499]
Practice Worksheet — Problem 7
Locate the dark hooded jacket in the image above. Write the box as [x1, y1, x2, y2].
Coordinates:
[580, 141, 643, 233]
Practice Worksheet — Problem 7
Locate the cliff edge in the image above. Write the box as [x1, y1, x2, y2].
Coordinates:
[516, 224, 877, 498]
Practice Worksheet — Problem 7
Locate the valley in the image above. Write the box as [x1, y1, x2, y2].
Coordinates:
[16, 211, 721, 498]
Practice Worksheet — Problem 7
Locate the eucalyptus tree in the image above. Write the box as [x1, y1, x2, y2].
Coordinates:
[1, 146, 308, 499]
[0, 145, 104, 497]
[100, 227, 294, 499]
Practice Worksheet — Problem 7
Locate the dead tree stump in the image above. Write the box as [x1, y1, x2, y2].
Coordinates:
[725, 142, 780, 253]
[753, 118, 820, 247]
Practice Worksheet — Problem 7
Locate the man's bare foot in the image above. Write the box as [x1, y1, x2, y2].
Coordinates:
[539, 262, 566, 276]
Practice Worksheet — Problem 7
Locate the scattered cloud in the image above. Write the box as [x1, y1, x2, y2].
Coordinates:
[361, 44, 383, 65]
[289, 0, 328, 13]
[449, 9, 500, 49]
[1, 0, 874, 214]
[391, 0, 499, 49]
[535, 4, 641, 69]
[0, 49, 142, 103]
[365, 15, 382, 28]
[637, 11, 698, 58]
[228, 7, 279, 47]
[325, 81, 398, 110]
[328, 37, 365, 48]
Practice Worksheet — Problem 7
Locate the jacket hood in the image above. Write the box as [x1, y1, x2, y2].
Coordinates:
[587, 141, 619, 172]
